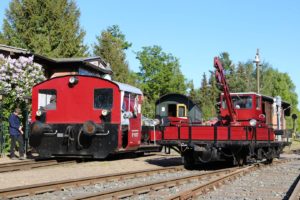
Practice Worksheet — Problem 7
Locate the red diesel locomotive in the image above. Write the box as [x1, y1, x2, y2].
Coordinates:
[157, 57, 291, 168]
[29, 75, 158, 158]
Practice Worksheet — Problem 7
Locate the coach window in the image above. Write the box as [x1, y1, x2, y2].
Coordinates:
[177, 104, 187, 118]
[122, 92, 138, 117]
[94, 89, 113, 109]
[38, 89, 57, 110]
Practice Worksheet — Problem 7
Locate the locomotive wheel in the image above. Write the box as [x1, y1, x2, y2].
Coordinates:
[234, 154, 246, 166]
[237, 157, 245, 166]
[182, 151, 195, 170]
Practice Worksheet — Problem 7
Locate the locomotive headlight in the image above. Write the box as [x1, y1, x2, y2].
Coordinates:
[36, 109, 42, 117]
[249, 119, 257, 127]
[101, 109, 108, 116]
[69, 76, 78, 85]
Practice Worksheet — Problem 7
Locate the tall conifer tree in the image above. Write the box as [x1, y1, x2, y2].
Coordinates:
[93, 25, 136, 84]
[0, 0, 87, 57]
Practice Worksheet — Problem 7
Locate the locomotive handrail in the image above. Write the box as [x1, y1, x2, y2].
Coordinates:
[95, 130, 110, 136]
[43, 130, 58, 136]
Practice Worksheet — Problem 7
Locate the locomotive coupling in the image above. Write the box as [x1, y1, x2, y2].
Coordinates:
[82, 120, 105, 136]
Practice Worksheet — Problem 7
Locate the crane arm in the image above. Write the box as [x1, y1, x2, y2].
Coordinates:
[214, 57, 237, 123]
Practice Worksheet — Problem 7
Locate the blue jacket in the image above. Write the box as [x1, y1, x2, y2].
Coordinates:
[9, 113, 21, 136]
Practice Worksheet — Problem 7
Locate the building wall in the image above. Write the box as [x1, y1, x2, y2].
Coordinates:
[271, 106, 286, 130]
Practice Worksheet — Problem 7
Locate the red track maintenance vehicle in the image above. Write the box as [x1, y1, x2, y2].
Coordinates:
[29, 75, 159, 159]
[157, 57, 291, 168]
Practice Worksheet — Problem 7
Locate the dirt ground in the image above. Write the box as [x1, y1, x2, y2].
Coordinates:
[0, 152, 182, 189]
[283, 140, 300, 153]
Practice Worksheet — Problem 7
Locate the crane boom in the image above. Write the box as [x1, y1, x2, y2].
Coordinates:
[214, 57, 237, 124]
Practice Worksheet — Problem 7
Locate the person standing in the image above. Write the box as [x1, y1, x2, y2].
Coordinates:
[9, 108, 25, 160]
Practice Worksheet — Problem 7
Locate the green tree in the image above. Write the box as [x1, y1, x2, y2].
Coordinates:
[93, 25, 136, 85]
[199, 73, 211, 119]
[260, 66, 299, 128]
[186, 80, 198, 102]
[218, 52, 237, 90]
[198, 72, 220, 120]
[1, 0, 87, 57]
[136, 45, 187, 117]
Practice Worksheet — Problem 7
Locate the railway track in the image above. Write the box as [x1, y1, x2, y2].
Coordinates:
[71, 166, 245, 200]
[0, 166, 185, 199]
[0, 159, 76, 173]
[72, 160, 290, 200]
[195, 158, 296, 200]
[0, 159, 292, 199]
[288, 173, 300, 200]
[168, 165, 257, 200]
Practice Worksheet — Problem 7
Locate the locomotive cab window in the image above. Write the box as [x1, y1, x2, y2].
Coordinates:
[227, 96, 253, 109]
[38, 89, 57, 110]
[94, 89, 113, 109]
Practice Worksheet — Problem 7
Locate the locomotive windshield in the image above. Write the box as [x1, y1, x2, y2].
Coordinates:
[94, 88, 113, 109]
[38, 89, 57, 110]
[222, 95, 253, 109]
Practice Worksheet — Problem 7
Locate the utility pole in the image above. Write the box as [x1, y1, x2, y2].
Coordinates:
[253, 49, 261, 94]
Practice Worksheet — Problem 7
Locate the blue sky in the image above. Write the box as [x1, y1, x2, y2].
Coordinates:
[0, 0, 299, 109]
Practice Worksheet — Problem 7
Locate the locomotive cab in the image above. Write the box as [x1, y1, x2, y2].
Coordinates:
[220, 92, 291, 129]
[220, 93, 264, 126]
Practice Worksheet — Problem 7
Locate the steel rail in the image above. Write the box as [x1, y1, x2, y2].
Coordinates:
[0, 166, 184, 199]
[168, 159, 291, 200]
[72, 167, 239, 200]
[0, 159, 76, 173]
[168, 165, 256, 200]
[288, 174, 300, 200]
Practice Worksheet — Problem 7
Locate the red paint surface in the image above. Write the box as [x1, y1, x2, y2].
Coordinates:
[220, 94, 263, 123]
[162, 125, 274, 141]
[149, 130, 162, 141]
[32, 76, 121, 123]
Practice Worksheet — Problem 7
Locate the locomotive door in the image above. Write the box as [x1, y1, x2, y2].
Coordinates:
[121, 92, 141, 149]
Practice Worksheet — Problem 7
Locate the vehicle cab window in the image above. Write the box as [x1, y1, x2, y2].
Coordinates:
[232, 96, 252, 109]
[94, 88, 113, 109]
[38, 89, 57, 110]
[122, 92, 138, 116]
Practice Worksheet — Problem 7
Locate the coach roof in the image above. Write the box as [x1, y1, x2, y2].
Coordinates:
[113, 81, 143, 95]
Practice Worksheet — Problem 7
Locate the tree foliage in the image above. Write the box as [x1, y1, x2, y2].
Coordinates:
[0, 0, 87, 57]
[0, 54, 46, 153]
[136, 45, 187, 117]
[93, 25, 136, 85]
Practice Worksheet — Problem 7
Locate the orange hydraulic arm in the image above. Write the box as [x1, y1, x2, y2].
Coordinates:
[214, 57, 237, 124]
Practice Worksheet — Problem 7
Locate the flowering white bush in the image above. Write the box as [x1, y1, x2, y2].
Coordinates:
[0, 54, 45, 100]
